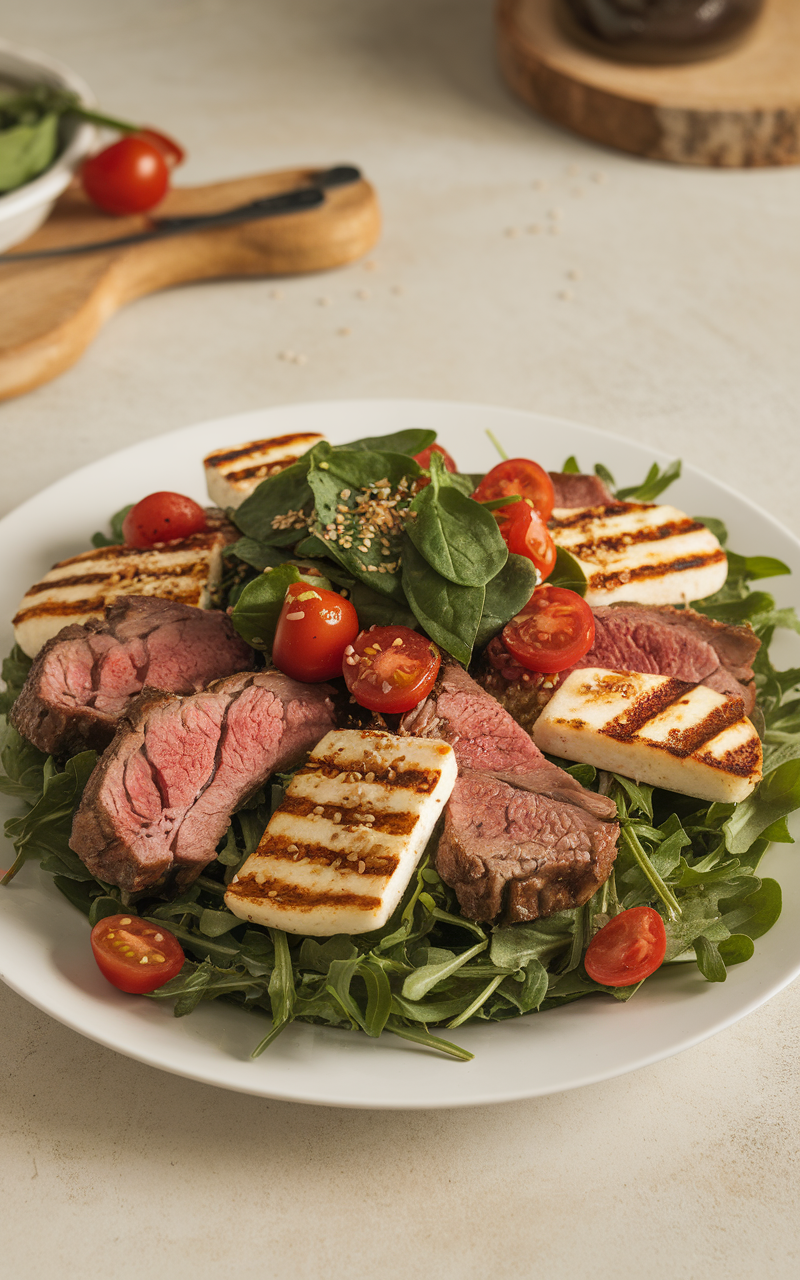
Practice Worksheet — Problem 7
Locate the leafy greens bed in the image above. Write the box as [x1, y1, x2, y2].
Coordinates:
[1, 440, 799, 1062]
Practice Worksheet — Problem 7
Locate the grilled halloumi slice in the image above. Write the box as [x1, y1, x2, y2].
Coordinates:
[224, 729, 457, 935]
[13, 517, 234, 658]
[550, 501, 728, 606]
[533, 667, 762, 803]
[203, 432, 325, 509]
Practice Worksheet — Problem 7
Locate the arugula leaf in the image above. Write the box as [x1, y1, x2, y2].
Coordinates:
[724, 760, 800, 855]
[2, 751, 97, 884]
[694, 935, 727, 982]
[616, 459, 681, 502]
[561, 455, 581, 474]
[406, 453, 508, 588]
[91, 503, 133, 548]
[0, 645, 33, 715]
[694, 515, 729, 546]
[0, 720, 48, 800]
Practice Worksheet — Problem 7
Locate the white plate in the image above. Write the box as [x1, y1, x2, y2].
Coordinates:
[2, 399, 799, 1109]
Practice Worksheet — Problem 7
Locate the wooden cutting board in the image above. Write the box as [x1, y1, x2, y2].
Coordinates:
[496, 0, 800, 167]
[0, 165, 380, 402]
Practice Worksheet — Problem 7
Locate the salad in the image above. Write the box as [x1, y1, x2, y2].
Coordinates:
[1, 425, 799, 1065]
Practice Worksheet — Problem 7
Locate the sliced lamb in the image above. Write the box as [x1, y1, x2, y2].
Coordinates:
[70, 670, 336, 895]
[400, 663, 618, 923]
[480, 602, 760, 732]
[11, 597, 254, 758]
[549, 471, 614, 510]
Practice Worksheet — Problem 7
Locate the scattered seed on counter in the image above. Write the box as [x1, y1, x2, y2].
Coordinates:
[567, 268, 581, 280]
[269, 288, 284, 299]
[591, 171, 606, 183]
[364, 260, 378, 272]
[532, 178, 546, 190]
[317, 296, 332, 306]
[558, 289, 574, 301]
[526, 224, 541, 234]
[504, 226, 519, 237]
[356, 288, 370, 300]
[391, 285, 404, 295]
[338, 327, 351, 336]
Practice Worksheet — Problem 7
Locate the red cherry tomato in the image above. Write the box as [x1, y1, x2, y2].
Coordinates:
[472, 459, 555, 521]
[90, 914, 184, 994]
[501, 585, 595, 673]
[81, 135, 169, 215]
[122, 492, 208, 548]
[135, 128, 185, 169]
[495, 500, 557, 579]
[413, 443, 458, 473]
[584, 906, 667, 987]
[343, 625, 440, 713]
[272, 583, 359, 682]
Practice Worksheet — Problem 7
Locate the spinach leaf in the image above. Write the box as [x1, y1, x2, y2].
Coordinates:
[474, 554, 538, 649]
[345, 428, 435, 455]
[0, 109, 59, 192]
[406, 452, 507, 588]
[401, 535, 484, 666]
[230, 563, 301, 651]
[233, 457, 315, 546]
[224, 537, 291, 571]
[548, 546, 588, 596]
[307, 444, 418, 595]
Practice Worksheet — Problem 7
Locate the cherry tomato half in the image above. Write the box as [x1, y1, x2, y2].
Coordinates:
[81, 135, 170, 215]
[136, 127, 185, 169]
[343, 625, 440, 713]
[501, 584, 595, 673]
[272, 583, 359, 682]
[122, 492, 208, 548]
[413, 443, 458, 473]
[584, 906, 667, 987]
[472, 459, 555, 522]
[495, 500, 557, 579]
[90, 914, 184, 994]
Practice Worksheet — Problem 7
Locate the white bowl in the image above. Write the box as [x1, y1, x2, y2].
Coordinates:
[0, 39, 96, 252]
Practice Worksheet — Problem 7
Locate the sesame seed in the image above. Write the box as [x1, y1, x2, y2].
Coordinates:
[120, 918, 132, 926]
[286, 610, 305, 621]
[287, 844, 299, 853]
[268, 890, 278, 898]
[140, 956, 149, 965]
[358, 861, 366, 874]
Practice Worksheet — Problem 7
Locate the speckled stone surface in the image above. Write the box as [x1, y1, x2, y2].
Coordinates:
[2, 2, 800, 1276]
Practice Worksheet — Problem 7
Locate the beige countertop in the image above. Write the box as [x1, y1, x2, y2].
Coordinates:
[2, 2, 800, 1275]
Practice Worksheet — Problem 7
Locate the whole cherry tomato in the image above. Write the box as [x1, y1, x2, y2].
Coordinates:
[272, 583, 359, 682]
[90, 914, 184, 994]
[501, 584, 595, 673]
[472, 459, 555, 522]
[495, 500, 557, 579]
[343, 625, 440, 713]
[122, 492, 207, 548]
[413, 443, 458, 473]
[584, 906, 667, 987]
[81, 135, 170, 215]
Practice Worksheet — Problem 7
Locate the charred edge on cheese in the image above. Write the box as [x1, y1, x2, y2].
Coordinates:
[295, 756, 442, 794]
[583, 550, 727, 592]
[223, 459, 304, 485]
[279, 794, 418, 836]
[204, 433, 322, 468]
[53, 534, 224, 570]
[231, 873, 384, 913]
[559, 518, 705, 560]
[18, 560, 211, 598]
[694, 736, 762, 777]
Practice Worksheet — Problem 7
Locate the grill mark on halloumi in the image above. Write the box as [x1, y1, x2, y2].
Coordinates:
[204, 432, 323, 468]
[279, 793, 419, 836]
[224, 729, 458, 934]
[225, 458, 305, 484]
[549, 501, 653, 530]
[232, 872, 383, 914]
[586, 550, 727, 594]
[695, 731, 762, 778]
[295, 756, 440, 794]
[564, 517, 703, 559]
